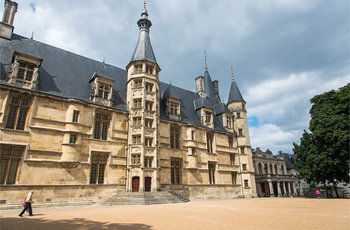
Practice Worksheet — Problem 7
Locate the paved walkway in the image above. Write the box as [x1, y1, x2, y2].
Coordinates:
[1, 198, 349, 230]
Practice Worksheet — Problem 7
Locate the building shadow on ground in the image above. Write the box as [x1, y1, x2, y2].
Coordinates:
[1, 217, 152, 230]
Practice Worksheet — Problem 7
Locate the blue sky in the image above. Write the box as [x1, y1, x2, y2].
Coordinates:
[8, 0, 349, 154]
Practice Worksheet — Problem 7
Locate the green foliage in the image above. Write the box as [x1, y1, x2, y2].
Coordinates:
[294, 83, 350, 188]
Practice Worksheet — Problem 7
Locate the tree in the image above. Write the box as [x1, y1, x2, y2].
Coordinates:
[293, 83, 350, 197]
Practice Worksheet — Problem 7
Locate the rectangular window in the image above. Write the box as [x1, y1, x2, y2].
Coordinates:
[145, 119, 153, 128]
[238, 129, 243, 136]
[146, 65, 153, 74]
[242, 164, 247, 171]
[17, 62, 35, 81]
[133, 117, 142, 126]
[144, 157, 153, 168]
[134, 79, 142, 88]
[237, 112, 241, 118]
[170, 125, 180, 149]
[134, 65, 142, 74]
[69, 134, 77, 144]
[72, 110, 79, 123]
[191, 148, 196, 155]
[230, 154, 235, 165]
[205, 111, 212, 123]
[132, 155, 141, 165]
[171, 158, 182, 184]
[208, 162, 216, 184]
[240, 147, 245, 154]
[145, 83, 153, 91]
[191, 130, 195, 140]
[6, 96, 30, 130]
[228, 135, 233, 147]
[145, 137, 153, 147]
[244, 179, 249, 188]
[145, 101, 153, 110]
[170, 102, 179, 115]
[133, 99, 142, 108]
[231, 172, 237, 185]
[226, 116, 232, 127]
[98, 84, 110, 100]
[90, 153, 108, 184]
[0, 146, 23, 185]
[133, 135, 141, 144]
[206, 132, 213, 153]
[93, 112, 110, 140]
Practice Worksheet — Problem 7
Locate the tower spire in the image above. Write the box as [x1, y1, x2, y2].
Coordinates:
[231, 63, 235, 81]
[129, 0, 157, 63]
[205, 51, 208, 70]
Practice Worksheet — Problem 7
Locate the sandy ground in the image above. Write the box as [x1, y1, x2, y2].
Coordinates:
[0, 198, 349, 230]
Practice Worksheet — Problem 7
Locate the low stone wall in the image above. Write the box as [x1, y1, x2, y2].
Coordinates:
[0, 184, 125, 206]
[162, 184, 249, 200]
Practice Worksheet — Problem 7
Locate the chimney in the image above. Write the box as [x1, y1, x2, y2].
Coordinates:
[213, 80, 221, 102]
[0, 0, 18, 40]
[195, 76, 206, 98]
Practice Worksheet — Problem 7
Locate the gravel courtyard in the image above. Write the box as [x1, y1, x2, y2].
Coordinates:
[1, 198, 349, 230]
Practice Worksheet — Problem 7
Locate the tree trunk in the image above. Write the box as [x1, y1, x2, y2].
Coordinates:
[323, 182, 329, 198]
[333, 181, 339, 198]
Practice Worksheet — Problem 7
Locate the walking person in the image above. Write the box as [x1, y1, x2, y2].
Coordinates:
[18, 190, 35, 217]
[315, 189, 321, 199]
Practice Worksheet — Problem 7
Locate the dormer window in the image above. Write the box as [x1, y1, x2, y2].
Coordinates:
[6, 52, 42, 90]
[201, 108, 213, 128]
[226, 116, 232, 128]
[98, 84, 110, 100]
[166, 98, 181, 121]
[90, 75, 114, 107]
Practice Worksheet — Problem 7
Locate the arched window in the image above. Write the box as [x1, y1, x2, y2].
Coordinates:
[264, 164, 268, 174]
[274, 165, 278, 175]
[281, 165, 285, 175]
[269, 164, 273, 175]
[258, 163, 263, 175]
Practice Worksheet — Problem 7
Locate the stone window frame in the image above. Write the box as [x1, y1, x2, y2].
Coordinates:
[166, 97, 181, 121]
[90, 75, 114, 107]
[0, 145, 24, 185]
[93, 111, 111, 140]
[6, 52, 42, 90]
[5, 94, 31, 131]
[89, 152, 109, 184]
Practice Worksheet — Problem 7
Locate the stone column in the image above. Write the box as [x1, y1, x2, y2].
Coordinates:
[282, 182, 286, 197]
[268, 181, 274, 197]
[287, 182, 291, 197]
[277, 182, 281, 197]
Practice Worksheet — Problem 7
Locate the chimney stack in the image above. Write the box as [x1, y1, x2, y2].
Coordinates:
[0, 0, 18, 40]
[213, 80, 221, 102]
[195, 76, 206, 98]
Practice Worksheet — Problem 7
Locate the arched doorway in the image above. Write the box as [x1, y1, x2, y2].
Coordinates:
[145, 177, 152, 192]
[132, 176, 140, 192]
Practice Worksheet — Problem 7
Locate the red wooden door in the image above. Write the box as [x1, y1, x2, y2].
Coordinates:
[132, 177, 140, 192]
[145, 177, 151, 192]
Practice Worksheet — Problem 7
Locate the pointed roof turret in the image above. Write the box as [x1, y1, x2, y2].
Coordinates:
[203, 51, 216, 99]
[227, 66, 245, 103]
[130, 1, 157, 63]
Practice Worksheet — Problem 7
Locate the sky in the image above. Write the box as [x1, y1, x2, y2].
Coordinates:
[7, 0, 349, 154]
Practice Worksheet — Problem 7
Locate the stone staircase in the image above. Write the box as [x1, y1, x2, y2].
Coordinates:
[104, 191, 190, 205]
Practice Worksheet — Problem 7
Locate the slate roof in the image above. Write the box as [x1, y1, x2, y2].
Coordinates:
[0, 34, 128, 111]
[0, 33, 236, 133]
[228, 80, 245, 103]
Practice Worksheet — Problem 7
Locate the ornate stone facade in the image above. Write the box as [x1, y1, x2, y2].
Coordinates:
[0, 1, 256, 205]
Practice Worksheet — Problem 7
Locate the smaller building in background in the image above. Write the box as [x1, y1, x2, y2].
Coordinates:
[252, 148, 303, 197]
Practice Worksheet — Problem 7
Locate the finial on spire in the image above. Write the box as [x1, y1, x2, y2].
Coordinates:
[31, 31, 34, 39]
[231, 63, 235, 80]
[205, 51, 208, 70]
